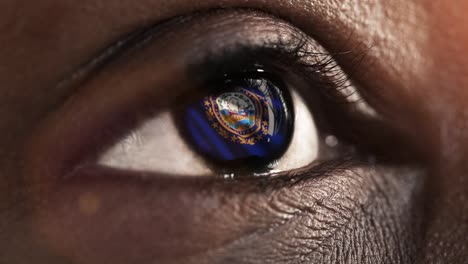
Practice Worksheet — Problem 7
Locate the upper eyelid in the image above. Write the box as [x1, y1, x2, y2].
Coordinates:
[49, 10, 312, 115]
[45, 8, 380, 135]
[55, 9, 308, 92]
[49, 8, 377, 133]
[51, 13, 187, 108]
[51, 9, 378, 140]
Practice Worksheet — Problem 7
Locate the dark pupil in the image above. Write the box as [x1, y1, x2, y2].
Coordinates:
[182, 78, 294, 169]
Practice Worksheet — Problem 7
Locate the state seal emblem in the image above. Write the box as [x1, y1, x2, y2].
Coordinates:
[204, 87, 269, 145]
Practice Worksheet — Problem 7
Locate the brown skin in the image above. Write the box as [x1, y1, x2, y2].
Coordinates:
[0, 0, 467, 263]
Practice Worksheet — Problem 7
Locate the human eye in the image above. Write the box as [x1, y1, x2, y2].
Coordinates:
[99, 69, 317, 177]
[27, 9, 420, 263]
[99, 55, 326, 177]
[36, 11, 393, 180]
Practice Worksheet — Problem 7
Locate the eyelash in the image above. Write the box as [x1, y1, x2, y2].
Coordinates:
[184, 41, 364, 142]
[152, 31, 368, 170]
[188, 40, 357, 99]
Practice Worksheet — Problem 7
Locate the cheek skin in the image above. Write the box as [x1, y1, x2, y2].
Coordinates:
[202, 168, 424, 264]
[31, 166, 421, 264]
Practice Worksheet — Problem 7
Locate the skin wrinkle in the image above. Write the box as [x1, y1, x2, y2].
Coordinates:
[33, 167, 370, 263]
[174, 166, 420, 263]
[0, 0, 466, 263]
[316, 169, 421, 263]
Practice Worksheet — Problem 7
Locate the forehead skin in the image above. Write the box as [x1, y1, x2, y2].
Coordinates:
[0, 0, 467, 263]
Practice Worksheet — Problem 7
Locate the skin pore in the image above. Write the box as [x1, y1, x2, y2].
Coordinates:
[0, 0, 467, 263]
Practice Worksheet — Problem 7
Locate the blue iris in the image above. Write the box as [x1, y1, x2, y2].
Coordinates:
[182, 78, 293, 169]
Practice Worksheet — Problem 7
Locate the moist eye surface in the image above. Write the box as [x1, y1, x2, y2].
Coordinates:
[94, 11, 381, 177]
[180, 75, 294, 169]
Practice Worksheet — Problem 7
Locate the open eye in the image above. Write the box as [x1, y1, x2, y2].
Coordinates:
[98, 71, 318, 177]
[89, 15, 381, 179]
[32, 11, 398, 182]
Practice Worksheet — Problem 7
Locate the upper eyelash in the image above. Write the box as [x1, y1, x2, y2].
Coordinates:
[186, 35, 369, 109]
[287, 39, 378, 118]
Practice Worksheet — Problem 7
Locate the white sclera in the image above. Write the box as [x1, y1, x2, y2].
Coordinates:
[271, 91, 318, 173]
[98, 91, 319, 176]
[98, 112, 212, 176]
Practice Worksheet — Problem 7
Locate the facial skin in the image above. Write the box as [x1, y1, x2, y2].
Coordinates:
[0, 0, 467, 263]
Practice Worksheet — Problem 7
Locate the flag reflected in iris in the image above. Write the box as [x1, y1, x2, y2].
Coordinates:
[182, 78, 294, 168]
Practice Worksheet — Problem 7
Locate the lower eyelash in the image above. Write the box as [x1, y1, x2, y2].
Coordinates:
[225, 156, 362, 190]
